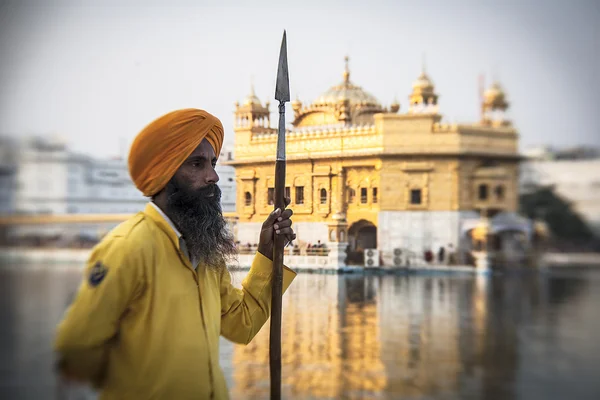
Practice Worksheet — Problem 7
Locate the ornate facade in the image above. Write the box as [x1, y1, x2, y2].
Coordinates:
[225, 58, 519, 263]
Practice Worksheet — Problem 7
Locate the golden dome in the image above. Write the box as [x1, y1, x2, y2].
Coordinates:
[312, 56, 381, 108]
[412, 70, 435, 93]
[243, 84, 262, 106]
[484, 82, 505, 102]
[291, 98, 302, 111]
[483, 81, 509, 111]
[314, 83, 380, 107]
[409, 67, 438, 110]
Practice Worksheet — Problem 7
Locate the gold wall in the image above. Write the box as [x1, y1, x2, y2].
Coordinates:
[226, 112, 519, 231]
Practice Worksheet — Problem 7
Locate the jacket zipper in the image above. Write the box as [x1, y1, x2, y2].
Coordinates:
[194, 268, 215, 399]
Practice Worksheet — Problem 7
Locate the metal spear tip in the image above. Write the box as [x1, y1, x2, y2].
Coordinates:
[275, 30, 290, 103]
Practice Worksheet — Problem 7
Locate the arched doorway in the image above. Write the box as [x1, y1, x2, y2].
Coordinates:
[348, 219, 377, 250]
[347, 220, 377, 265]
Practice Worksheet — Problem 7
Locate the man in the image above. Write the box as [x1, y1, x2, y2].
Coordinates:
[54, 108, 297, 399]
[437, 246, 445, 264]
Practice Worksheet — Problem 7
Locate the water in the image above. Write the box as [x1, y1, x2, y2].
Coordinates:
[1, 265, 599, 400]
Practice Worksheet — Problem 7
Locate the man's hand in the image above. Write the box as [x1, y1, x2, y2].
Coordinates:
[257, 197, 296, 261]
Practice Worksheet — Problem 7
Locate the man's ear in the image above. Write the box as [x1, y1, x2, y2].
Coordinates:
[151, 187, 167, 205]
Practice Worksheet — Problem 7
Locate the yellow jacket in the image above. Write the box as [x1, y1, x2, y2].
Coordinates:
[55, 203, 296, 399]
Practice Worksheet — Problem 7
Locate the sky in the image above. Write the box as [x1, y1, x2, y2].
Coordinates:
[0, 0, 599, 159]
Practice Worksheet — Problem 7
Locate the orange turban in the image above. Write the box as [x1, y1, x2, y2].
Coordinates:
[128, 108, 224, 197]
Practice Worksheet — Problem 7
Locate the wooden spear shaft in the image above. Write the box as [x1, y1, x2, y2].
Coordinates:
[270, 154, 286, 400]
[270, 30, 289, 400]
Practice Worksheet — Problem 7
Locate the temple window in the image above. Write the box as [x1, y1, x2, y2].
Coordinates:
[372, 187, 378, 204]
[348, 188, 356, 203]
[320, 188, 327, 204]
[410, 189, 422, 205]
[295, 186, 304, 205]
[495, 185, 505, 201]
[360, 188, 368, 204]
[244, 192, 252, 206]
[478, 184, 489, 200]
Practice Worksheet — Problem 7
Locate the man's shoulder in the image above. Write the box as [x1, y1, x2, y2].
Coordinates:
[95, 212, 154, 256]
[86, 214, 152, 279]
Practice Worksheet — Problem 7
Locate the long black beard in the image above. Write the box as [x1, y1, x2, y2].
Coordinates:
[164, 178, 237, 270]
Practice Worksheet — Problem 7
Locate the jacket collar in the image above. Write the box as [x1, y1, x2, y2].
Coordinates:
[143, 202, 182, 251]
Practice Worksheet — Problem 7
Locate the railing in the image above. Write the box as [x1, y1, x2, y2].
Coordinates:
[234, 253, 330, 270]
[237, 245, 330, 257]
[0, 247, 334, 271]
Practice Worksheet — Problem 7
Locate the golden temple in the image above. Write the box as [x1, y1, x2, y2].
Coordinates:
[226, 57, 519, 262]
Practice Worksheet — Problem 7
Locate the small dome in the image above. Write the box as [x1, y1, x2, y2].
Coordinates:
[484, 82, 505, 102]
[291, 98, 302, 110]
[483, 81, 509, 111]
[390, 99, 400, 113]
[412, 71, 435, 92]
[243, 85, 262, 106]
[408, 66, 439, 110]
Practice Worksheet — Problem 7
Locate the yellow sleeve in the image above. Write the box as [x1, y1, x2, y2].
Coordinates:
[220, 251, 296, 345]
[54, 238, 145, 381]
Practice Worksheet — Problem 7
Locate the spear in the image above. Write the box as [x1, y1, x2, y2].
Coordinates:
[270, 30, 289, 400]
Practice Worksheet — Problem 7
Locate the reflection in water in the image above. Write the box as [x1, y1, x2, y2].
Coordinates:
[229, 275, 386, 399]
[1, 266, 599, 399]
[227, 271, 600, 400]
[0, 266, 84, 399]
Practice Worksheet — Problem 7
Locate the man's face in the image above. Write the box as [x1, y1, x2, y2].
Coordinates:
[173, 139, 220, 193]
[161, 139, 236, 269]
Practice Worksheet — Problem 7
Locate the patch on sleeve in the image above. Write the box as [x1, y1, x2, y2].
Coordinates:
[88, 261, 108, 287]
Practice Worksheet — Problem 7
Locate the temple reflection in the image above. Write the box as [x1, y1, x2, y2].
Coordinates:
[227, 272, 593, 399]
[230, 275, 386, 399]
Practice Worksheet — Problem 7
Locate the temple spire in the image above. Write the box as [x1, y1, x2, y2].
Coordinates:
[343, 56, 350, 84]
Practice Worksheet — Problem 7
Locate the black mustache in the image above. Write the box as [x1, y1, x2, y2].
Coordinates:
[171, 183, 221, 199]
[197, 184, 221, 199]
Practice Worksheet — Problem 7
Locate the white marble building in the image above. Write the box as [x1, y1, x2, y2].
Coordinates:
[378, 210, 480, 259]
[217, 148, 236, 213]
[9, 137, 147, 215]
[2, 136, 238, 216]
[0, 137, 17, 214]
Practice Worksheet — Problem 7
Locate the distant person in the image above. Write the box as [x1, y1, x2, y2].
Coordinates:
[424, 249, 434, 263]
[438, 246, 445, 263]
[447, 243, 457, 265]
[54, 109, 297, 399]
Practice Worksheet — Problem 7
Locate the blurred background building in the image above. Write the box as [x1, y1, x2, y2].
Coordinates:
[217, 148, 237, 214]
[520, 146, 600, 247]
[0, 136, 237, 245]
[0, 137, 17, 215]
[0, 136, 237, 215]
[1, 136, 146, 215]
